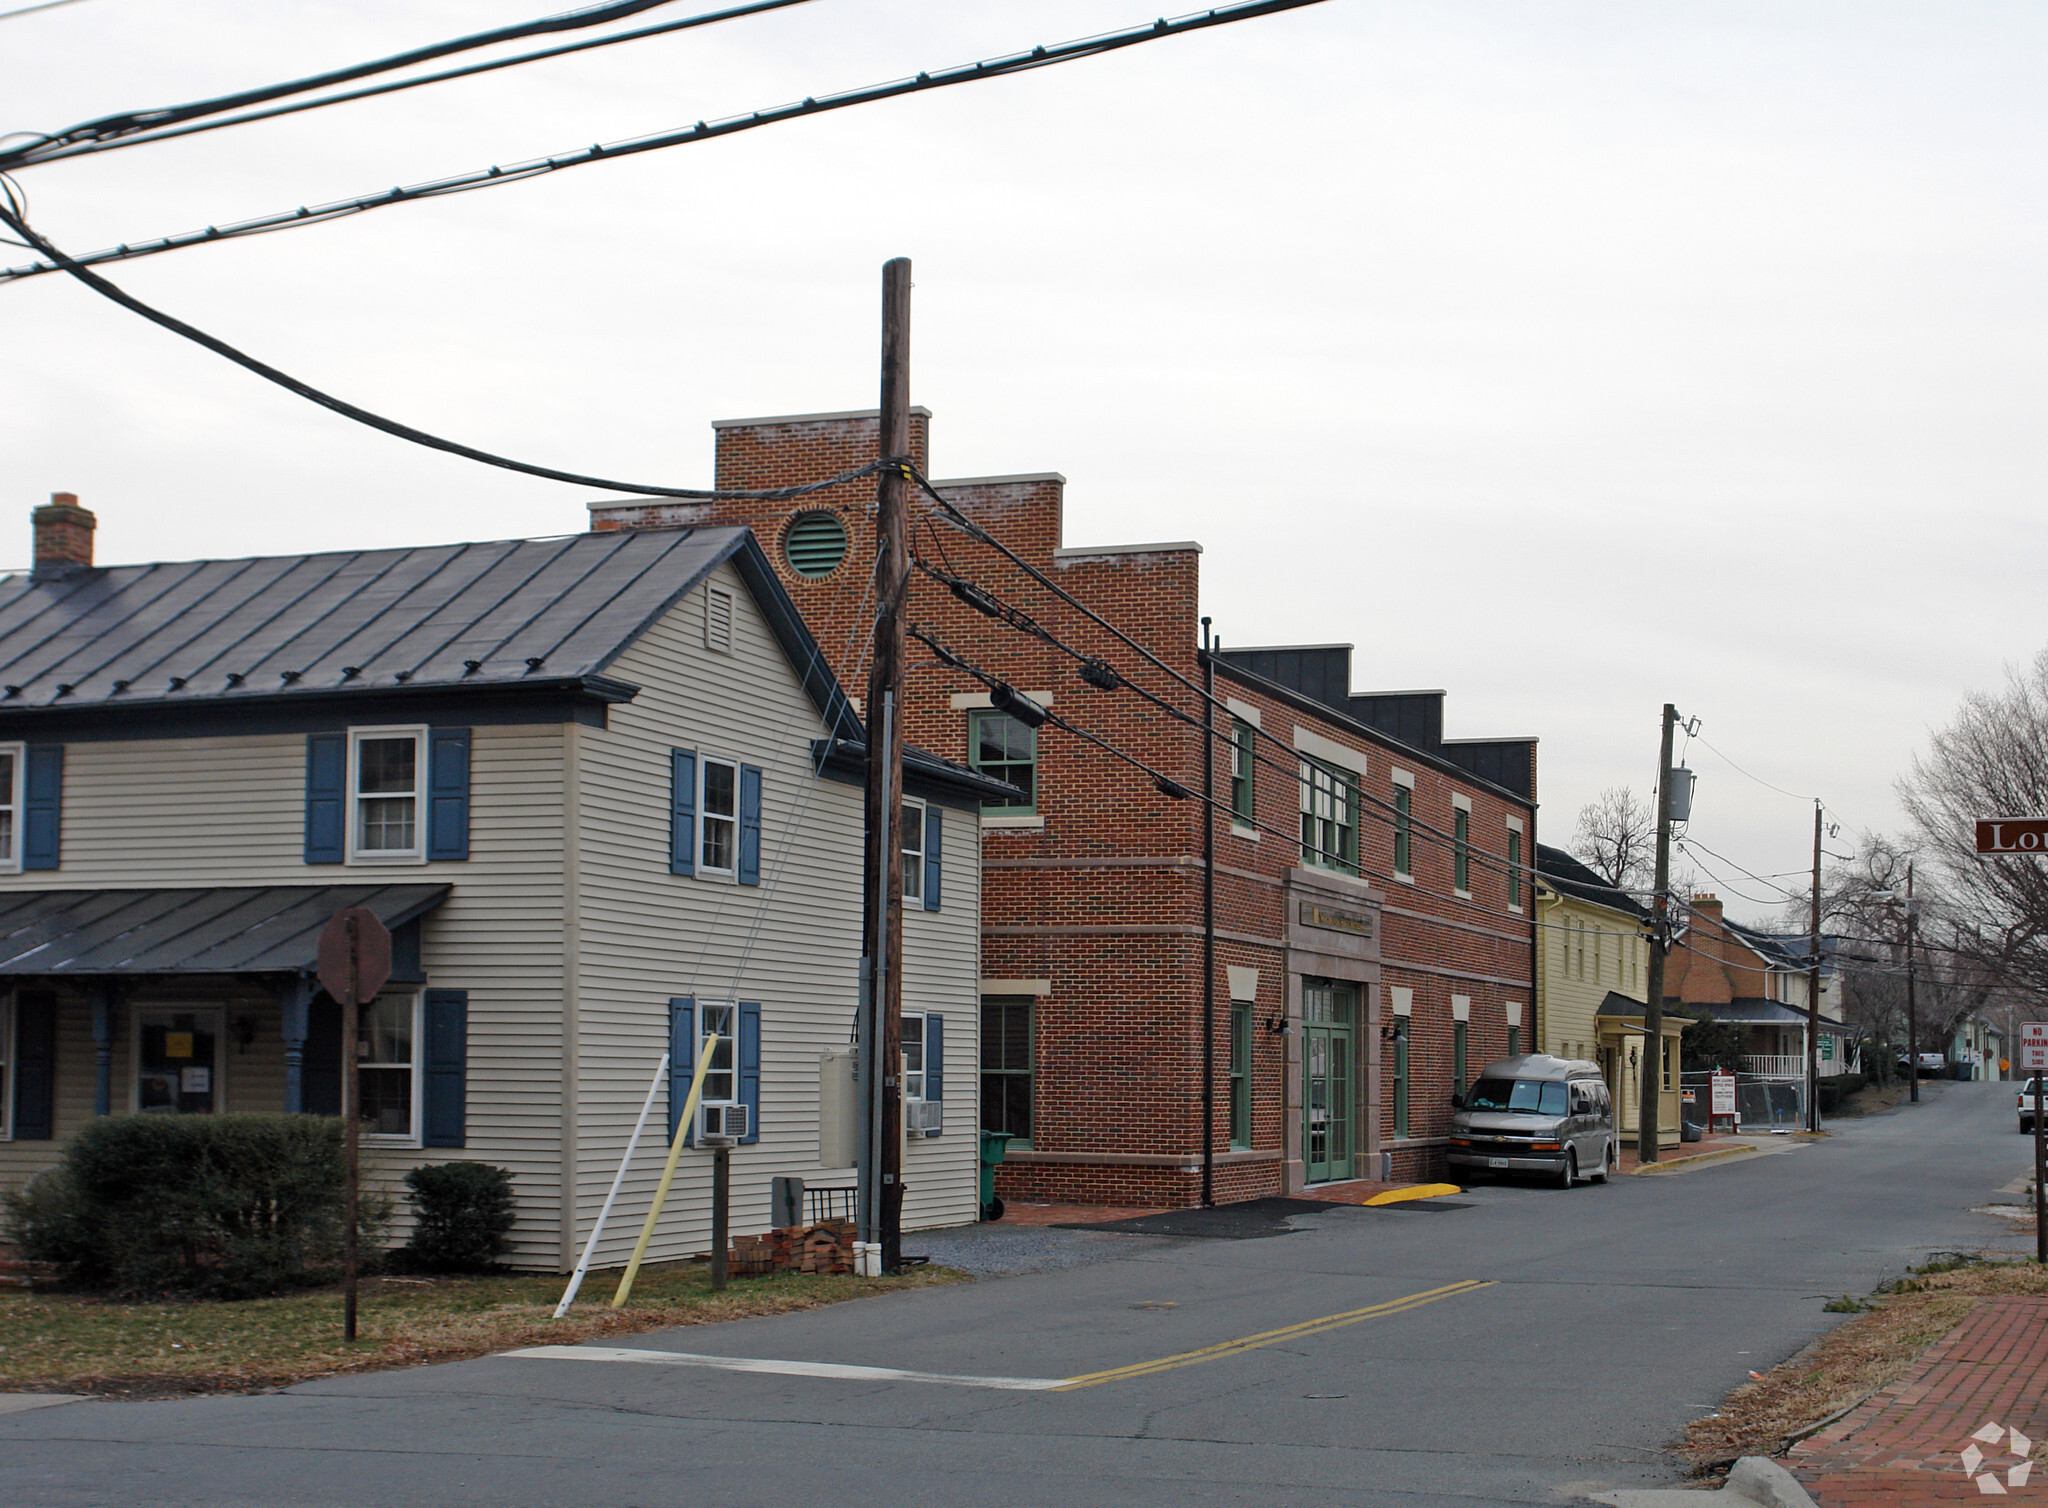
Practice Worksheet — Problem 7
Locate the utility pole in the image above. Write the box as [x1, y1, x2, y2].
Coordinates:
[1905, 861, 1920, 1105]
[863, 257, 912, 1272]
[1201, 617, 1216, 1208]
[1806, 801, 1822, 1132]
[1639, 703, 1678, 1164]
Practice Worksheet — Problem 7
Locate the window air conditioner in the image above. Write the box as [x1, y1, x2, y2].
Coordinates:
[699, 1102, 749, 1142]
[907, 1100, 942, 1137]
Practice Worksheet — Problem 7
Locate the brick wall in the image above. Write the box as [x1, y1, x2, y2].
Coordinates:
[591, 408, 1536, 1201]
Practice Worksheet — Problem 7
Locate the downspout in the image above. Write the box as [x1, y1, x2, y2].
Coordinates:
[1536, 887, 1565, 1057]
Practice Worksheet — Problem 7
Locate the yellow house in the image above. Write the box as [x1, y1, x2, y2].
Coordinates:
[1535, 844, 1686, 1149]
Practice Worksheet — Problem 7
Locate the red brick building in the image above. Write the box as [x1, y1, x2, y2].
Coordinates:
[591, 409, 1537, 1202]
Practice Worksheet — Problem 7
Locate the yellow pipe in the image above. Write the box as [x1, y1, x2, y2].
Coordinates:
[612, 1033, 719, 1308]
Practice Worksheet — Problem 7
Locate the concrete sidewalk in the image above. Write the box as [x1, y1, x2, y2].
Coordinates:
[1786, 1296, 2048, 1504]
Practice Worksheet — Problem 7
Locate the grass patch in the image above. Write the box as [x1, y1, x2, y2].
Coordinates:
[1681, 1256, 2048, 1469]
[0, 1262, 966, 1397]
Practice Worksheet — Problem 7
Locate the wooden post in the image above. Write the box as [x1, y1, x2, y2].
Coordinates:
[711, 1145, 730, 1292]
[865, 257, 912, 1272]
[1201, 617, 1216, 1207]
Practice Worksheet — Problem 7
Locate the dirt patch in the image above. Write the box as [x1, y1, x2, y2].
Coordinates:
[1680, 1257, 2048, 1470]
[1836, 1082, 1910, 1117]
[0, 1263, 965, 1398]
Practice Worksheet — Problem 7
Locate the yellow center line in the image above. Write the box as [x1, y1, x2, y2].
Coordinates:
[1052, 1279, 1497, 1390]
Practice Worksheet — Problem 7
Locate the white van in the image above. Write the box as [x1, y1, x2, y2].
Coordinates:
[1448, 1053, 1617, 1187]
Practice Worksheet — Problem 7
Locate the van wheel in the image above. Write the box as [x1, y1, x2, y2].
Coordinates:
[1556, 1149, 1577, 1189]
[1590, 1141, 1612, 1184]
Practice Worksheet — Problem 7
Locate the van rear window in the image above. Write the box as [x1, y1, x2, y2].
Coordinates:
[1465, 1077, 1567, 1116]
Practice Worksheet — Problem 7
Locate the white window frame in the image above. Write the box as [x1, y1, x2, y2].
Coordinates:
[902, 1010, 927, 1103]
[902, 797, 927, 903]
[698, 754, 740, 878]
[346, 725, 428, 865]
[699, 1001, 739, 1108]
[129, 1004, 228, 1116]
[357, 990, 424, 1147]
[0, 742, 23, 875]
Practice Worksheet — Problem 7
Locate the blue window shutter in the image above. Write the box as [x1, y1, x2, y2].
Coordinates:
[668, 997, 695, 1143]
[670, 751, 696, 876]
[22, 745, 62, 871]
[738, 764, 763, 886]
[923, 805, 943, 912]
[738, 1001, 761, 1144]
[427, 728, 471, 861]
[305, 733, 345, 864]
[923, 1012, 943, 1136]
[421, 989, 467, 1147]
[12, 991, 55, 1139]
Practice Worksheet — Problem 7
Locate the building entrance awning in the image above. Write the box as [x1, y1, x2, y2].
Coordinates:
[0, 884, 450, 976]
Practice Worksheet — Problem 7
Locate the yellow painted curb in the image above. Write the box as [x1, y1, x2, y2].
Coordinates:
[1363, 1182, 1463, 1206]
[1628, 1145, 1758, 1175]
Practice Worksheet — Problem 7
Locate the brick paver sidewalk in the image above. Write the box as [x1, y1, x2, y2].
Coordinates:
[1788, 1296, 2048, 1504]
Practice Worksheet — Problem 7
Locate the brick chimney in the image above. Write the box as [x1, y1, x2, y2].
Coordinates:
[32, 492, 95, 581]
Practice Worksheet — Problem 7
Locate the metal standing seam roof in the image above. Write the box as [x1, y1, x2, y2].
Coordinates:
[0, 526, 766, 711]
[0, 884, 450, 975]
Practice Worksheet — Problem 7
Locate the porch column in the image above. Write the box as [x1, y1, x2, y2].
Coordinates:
[90, 985, 114, 1116]
[281, 974, 311, 1114]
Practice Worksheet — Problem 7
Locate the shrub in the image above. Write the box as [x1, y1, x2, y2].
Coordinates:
[2, 1114, 347, 1299]
[1817, 1072, 1870, 1115]
[397, 1162, 516, 1273]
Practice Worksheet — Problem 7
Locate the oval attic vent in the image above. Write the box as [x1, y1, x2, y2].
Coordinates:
[784, 511, 848, 578]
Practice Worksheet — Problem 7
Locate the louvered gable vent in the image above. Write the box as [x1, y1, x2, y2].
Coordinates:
[784, 511, 848, 578]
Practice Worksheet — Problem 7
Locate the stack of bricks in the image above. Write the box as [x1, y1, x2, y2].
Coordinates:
[728, 1220, 857, 1277]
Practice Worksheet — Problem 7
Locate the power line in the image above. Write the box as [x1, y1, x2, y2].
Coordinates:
[1691, 732, 1816, 805]
[0, 0, 1331, 285]
[0, 190, 886, 501]
[2, 0, 818, 169]
[0, 0, 96, 21]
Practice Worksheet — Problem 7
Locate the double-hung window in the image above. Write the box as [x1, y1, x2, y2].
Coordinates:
[1300, 758, 1359, 875]
[969, 710, 1036, 813]
[700, 1002, 738, 1104]
[1229, 1001, 1251, 1148]
[1452, 807, 1471, 893]
[0, 744, 21, 873]
[1506, 829, 1522, 910]
[1392, 784, 1413, 877]
[980, 995, 1033, 1144]
[902, 1013, 926, 1101]
[699, 757, 739, 876]
[902, 798, 926, 902]
[1230, 721, 1255, 824]
[357, 992, 420, 1141]
[349, 727, 426, 863]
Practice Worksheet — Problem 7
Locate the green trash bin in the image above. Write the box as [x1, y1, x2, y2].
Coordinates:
[978, 1130, 1014, 1221]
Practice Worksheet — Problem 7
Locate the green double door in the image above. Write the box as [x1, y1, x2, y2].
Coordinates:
[1303, 980, 1356, 1184]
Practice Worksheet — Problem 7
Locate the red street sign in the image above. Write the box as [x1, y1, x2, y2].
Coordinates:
[2021, 1023, 2048, 1045]
[1977, 819, 2048, 854]
[317, 907, 392, 1002]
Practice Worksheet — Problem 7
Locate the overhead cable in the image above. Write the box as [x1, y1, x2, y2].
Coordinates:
[0, 192, 881, 500]
[0, 0, 1332, 285]
[0, 0, 742, 167]
[1, 0, 818, 170]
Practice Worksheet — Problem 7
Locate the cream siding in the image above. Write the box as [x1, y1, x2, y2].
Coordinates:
[0, 725, 571, 1268]
[566, 560, 981, 1271]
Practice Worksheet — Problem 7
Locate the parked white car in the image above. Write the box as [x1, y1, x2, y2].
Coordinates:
[2019, 1078, 2045, 1134]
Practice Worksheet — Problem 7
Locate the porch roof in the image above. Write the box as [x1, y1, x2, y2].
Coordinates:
[0, 883, 449, 976]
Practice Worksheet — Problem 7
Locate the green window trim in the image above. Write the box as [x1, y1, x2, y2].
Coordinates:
[1300, 757, 1360, 876]
[1506, 1025, 1521, 1058]
[1453, 1020, 1468, 1098]
[1392, 785, 1412, 875]
[969, 709, 1037, 814]
[980, 995, 1034, 1146]
[1453, 807, 1471, 892]
[1230, 720, 1255, 822]
[1228, 1001, 1252, 1148]
[1506, 830, 1522, 909]
[1393, 1029, 1410, 1139]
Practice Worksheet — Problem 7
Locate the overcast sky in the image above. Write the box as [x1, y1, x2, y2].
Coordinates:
[3, 0, 2043, 923]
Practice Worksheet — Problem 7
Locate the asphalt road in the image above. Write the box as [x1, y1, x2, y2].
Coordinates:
[4, 1080, 2033, 1508]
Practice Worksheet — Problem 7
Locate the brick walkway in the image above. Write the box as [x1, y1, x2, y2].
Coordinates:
[1787, 1297, 2048, 1504]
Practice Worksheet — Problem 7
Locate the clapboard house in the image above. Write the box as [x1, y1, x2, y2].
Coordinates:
[0, 495, 1002, 1269]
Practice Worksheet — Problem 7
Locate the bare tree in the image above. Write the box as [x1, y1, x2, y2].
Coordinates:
[1570, 786, 1656, 894]
[1898, 648, 2048, 999]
